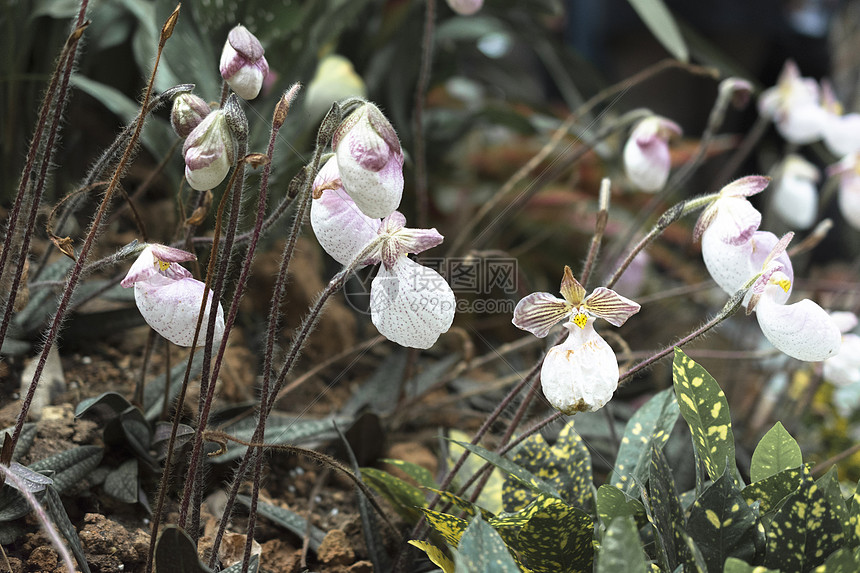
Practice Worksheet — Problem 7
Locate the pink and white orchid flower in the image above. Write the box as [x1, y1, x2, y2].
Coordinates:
[828, 152, 860, 230]
[820, 81, 860, 157]
[823, 312, 860, 387]
[623, 115, 682, 192]
[772, 155, 819, 230]
[219, 25, 269, 101]
[183, 110, 235, 191]
[121, 244, 225, 347]
[759, 60, 826, 145]
[333, 102, 404, 219]
[311, 159, 454, 349]
[512, 266, 640, 413]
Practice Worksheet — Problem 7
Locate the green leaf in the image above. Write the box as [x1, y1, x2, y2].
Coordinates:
[750, 422, 802, 483]
[626, 0, 689, 61]
[608, 386, 679, 497]
[30, 445, 103, 494]
[408, 540, 455, 573]
[211, 414, 352, 462]
[816, 468, 851, 543]
[361, 467, 427, 524]
[381, 458, 436, 489]
[488, 494, 547, 548]
[812, 547, 860, 572]
[0, 423, 36, 461]
[454, 515, 521, 573]
[596, 515, 648, 573]
[342, 351, 408, 416]
[154, 526, 211, 573]
[423, 487, 494, 521]
[643, 443, 691, 572]
[723, 556, 779, 572]
[687, 467, 760, 572]
[845, 479, 860, 547]
[449, 439, 561, 501]
[74, 392, 134, 419]
[596, 484, 647, 528]
[421, 508, 469, 548]
[119, 406, 154, 464]
[104, 459, 139, 504]
[743, 465, 809, 515]
[143, 352, 204, 421]
[517, 497, 594, 572]
[502, 424, 593, 513]
[763, 466, 845, 572]
[673, 348, 737, 483]
[43, 486, 92, 573]
[220, 555, 259, 573]
[236, 495, 326, 551]
[447, 430, 506, 514]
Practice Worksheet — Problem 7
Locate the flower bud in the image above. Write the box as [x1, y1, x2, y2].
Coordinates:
[219, 25, 269, 100]
[183, 110, 235, 191]
[333, 102, 404, 218]
[171, 93, 211, 138]
[446, 0, 483, 16]
[623, 116, 681, 192]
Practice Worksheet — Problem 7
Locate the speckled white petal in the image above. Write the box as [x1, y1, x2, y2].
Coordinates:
[540, 320, 619, 413]
[824, 333, 860, 386]
[310, 164, 381, 267]
[336, 139, 404, 219]
[773, 174, 817, 229]
[134, 276, 225, 347]
[701, 227, 754, 295]
[755, 287, 841, 361]
[184, 145, 233, 191]
[512, 292, 572, 338]
[370, 257, 455, 349]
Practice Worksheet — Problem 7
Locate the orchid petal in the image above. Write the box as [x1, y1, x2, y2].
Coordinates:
[559, 266, 586, 305]
[540, 320, 619, 413]
[837, 169, 860, 230]
[773, 171, 817, 229]
[823, 113, 860, 157]
[583, 287, 641, 327]
[512, 292, 573, 338]
[824, 333, 860, 386]
[370, 257, 455, 349]
[830, 311, 858, 334]
[134, 276, 225, 347]
[705, 196, 762, 245]
[755, 288, 842, 361]
[122, 245, 194, 287]
[623, 117, 675, 192]
[701, 228, 755, 295]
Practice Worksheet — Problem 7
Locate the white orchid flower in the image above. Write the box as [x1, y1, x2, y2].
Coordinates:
[820, 81, 860, 157]
[772, 155, 819, 230]
[512, 266, 640, 413]
[759, 60, 826, 144]
[311, 160, 454, 349]
[183, 110, 235, 191]
[623, 115, 682, 192]
[824, 312, 860, 387]
[828, 152, 860, 230]
[219, 25, 269, 101]
[121, 244, 225, 347]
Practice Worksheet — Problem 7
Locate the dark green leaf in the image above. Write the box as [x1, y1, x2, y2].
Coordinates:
[743, 465, 809, 515]
[644, 443, 691, 572]
[154, 525, 211, 573]
[596, 515, 648, 573]
[212, 415, 352, 462]
[423, 487, 494, 521]
[502, 424, 593, 513]
[361, 467, 427, 524]
[626, 0, 689, 61]
[846, 479, 860, 548]
[421, 508, 469, 548]
[763, 467, 845, 572]
[30, 445, 103, 494]
[454, 515, 520, 573]
[74, 392, 133, 419]
[517, 496, 594, 572]
[687, 467, 760, 572]
[750, 422, 802, 483]
[220, 555, 259, 573]
[237, 495, 326, 551]
[120, 407, 154, 463]
[816, 468, 851, 543]
[596, 484, 647, 527]
[673, 348, 737, 483]
[342, 351, 408, 416]
[608, 386, 679, 497]
[723, 556, 778, 572]
[44, 486, 92, 573]
[104, 459, 139, 504]
[448, 439, 561, 500]
[381, 458, 436, 489]
[144, 352, 204, 421]
[813, 547, 860, 572]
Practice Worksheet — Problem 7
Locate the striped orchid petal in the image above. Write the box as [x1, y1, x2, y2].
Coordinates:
[583, 287, 641, 327]
[512, 292, 573, 338]
[559, 265, 585, 305]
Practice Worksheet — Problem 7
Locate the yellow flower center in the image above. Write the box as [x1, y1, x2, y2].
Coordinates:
[154, 259, 171, 272]
[572, 312, 588, 329]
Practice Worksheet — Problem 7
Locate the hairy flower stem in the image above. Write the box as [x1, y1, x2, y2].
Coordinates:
[7, 6, 178, 454]
[0, 20, 87, 354]
[580, 178, 611, 288]
[412, 0, 436, 229]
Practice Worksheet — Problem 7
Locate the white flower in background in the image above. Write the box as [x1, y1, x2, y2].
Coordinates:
[121, 244, 225, 347]
[512, 266, 640, 413]
[311, 163, 454, 349]
[446, 0, 483, 15]
[333, 102, 404, 219]
[820, 81, 860, 157]
[772, 155, 819, 230]
[219, 25, 269, 100]
[623, 115, 682, 192]
[828, 152, 860, 230]
[170, 93, 211, 139]
[183, 110, 235, 191]
[304, 54, 367, 121]
[824, 312, 860, 387]
[759, 60, 826, 145]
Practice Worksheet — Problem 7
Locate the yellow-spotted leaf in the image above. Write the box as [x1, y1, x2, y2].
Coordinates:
[408, 540, 455, 573]
[845, 479, 860, 547]
[596, 484, 647, 528]
[608, 386, 679, 498]
[448, 430, 505, 514]
[672, 348, 736, 483]
[816, 468, 851, 542]
[643, 443, 692, 572]
[382, 458, 436, 488]
[595, 515, 648, 573]
[454, 516, 521, 573]
[687, 467, 761, 571]
[516, 496, 594, 572]
[361, 467, 426, 523]
[502, 424, 593, 513]
[750, 422, 802, 483]
[743, 465, 810, 515]
[762, 466, 845, 571]
[420, 508, 469, 548]
[723, 556, 779, 572]
[423, 487, 495, 521]
[811, 546, 860, 571]
[489, 494, 546, 548]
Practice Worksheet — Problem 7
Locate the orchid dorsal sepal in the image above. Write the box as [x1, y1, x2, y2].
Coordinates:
[693, 175, 771, 242]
